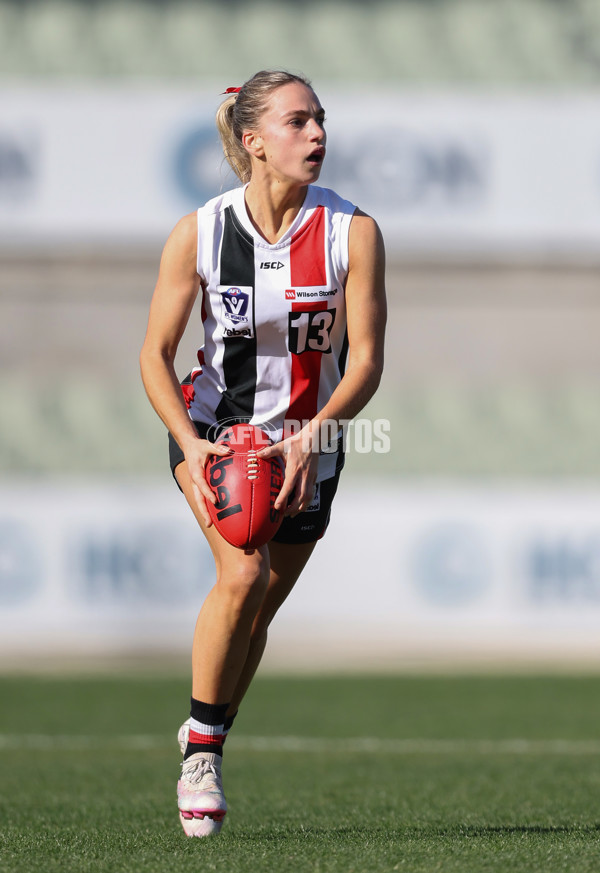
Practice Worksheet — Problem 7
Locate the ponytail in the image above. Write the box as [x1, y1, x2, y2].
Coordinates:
[215, 92, 252, 184]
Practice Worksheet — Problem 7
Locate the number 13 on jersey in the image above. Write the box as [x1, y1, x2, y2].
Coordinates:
[288, 309, 336, 355]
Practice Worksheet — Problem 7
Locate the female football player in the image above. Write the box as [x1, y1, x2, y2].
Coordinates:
[140, 69, 386, 837]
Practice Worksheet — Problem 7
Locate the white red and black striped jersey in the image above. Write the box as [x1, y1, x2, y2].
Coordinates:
[184, 184, 357, 481]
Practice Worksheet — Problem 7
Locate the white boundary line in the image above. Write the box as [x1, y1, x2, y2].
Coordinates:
[1, 735, 600, 754]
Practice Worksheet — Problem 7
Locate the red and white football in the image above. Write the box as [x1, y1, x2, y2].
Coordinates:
[205, 424, 285, 549]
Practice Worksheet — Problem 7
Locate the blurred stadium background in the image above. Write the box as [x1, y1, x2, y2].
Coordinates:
[1, 0, 600, 670]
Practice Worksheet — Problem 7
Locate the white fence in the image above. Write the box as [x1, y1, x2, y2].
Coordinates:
[2, 88, 600, 255]
[2, 479, 600, 669]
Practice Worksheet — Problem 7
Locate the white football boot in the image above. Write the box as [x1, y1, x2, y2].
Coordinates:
[177, 718, 191, 757]
[177, 751, 227, 837]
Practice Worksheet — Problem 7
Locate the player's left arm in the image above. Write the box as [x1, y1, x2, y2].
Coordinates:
[261, 210, 387, 514]
[315, 209, 387, 424]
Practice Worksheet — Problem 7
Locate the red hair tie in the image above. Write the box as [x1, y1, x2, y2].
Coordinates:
[222, 87, 241, 94]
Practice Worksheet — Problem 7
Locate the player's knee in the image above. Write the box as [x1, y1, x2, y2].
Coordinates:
[218, 554, 269, 613]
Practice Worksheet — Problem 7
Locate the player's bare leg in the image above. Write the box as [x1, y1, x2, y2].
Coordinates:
[177, 539, 318, 750]
[175, 461, 271, 703]
[227, 539, 317, 713]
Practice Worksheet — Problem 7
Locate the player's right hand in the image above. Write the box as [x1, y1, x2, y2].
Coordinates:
[184, 438, 233, 528]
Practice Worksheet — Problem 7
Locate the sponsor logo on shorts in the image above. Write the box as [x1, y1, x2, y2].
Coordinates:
[305, 483, 321, 513]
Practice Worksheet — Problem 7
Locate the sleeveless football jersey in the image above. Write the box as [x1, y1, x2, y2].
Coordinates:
[185, 184, 356, 482]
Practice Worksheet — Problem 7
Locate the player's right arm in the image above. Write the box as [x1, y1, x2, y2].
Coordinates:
[139, 213, 230, 525]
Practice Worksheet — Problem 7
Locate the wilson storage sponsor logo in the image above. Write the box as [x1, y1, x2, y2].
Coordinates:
[286, 286, 337, 300]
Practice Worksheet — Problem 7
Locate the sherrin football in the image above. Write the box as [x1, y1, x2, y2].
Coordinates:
[205, 424, 285, 549]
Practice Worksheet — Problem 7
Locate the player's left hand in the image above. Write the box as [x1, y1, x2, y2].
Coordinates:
[257, 430, 319, 516]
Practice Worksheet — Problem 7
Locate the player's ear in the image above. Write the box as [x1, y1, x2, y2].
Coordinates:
[242, 129, 264, 158]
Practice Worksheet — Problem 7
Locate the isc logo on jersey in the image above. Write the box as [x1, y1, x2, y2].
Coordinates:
[218, 285, 255, 339]
[260, 261, 284, 270]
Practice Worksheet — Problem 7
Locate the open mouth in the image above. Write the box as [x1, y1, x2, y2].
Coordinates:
[307, 149, 325, 165]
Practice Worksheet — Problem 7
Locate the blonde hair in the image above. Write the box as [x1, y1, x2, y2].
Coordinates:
[216, 70, 312, 184]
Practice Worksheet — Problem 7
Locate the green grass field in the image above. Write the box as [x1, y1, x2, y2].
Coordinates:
[1, 673, 600, 872]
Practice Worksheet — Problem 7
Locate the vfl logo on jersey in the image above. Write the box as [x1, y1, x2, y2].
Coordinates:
[221, 287, 248, 323]
[218, 285, 255, 338]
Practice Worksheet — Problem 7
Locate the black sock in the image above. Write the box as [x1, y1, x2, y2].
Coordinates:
[184, 698, 230, 760]
[223, 710, 238, 745]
